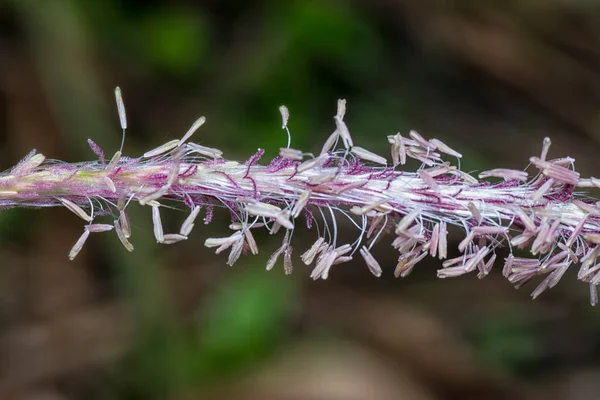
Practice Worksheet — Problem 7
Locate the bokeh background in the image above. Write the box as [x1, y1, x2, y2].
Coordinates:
[1, 1, 600, 399]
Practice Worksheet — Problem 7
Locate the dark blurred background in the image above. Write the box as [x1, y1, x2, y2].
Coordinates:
[1, 1, 600, 399]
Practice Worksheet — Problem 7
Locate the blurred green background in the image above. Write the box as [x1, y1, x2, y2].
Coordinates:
[2, 0, 600, 399]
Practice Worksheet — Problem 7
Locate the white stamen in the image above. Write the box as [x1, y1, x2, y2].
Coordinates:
[334, 116, 353, 149]
[69, 229, 90, 260]
[479, 168, 528, 181]
[438, 222, 447, 259]
[418, 170, 438, 191]
[244, 229, 259, 255]
[139, 187, 168, 206]
[119, 210, 131, 238]
[359, 246, 382, 277]
[480, 254, 497, 277]
[320, 131, 339, 156]
[266, 243, 287, 271]
[511, 233, 533, 247]
[227, 237, 244, 266]
[114, 219, 134, 252]
[591, 284, 598, 306]
[472, 226, 509, 235]
[397, 134, 407, 165]
[104, 176, 116, 193]
[351, 146, 387, 165]
[85, 224, 114, 233]
[514, 207, 536, 232]
[545, 218, 561, 244]
[387, 133, 407, 165]
[186, 143, 223, 158]
[291, 190, 311, 218]
[503, 254, 514, 278]
[542, 163, 579, 185]
[205, 232, 243, 249]
[398, 251, 428, 278]
[332, 256, 353, 266]
[531, 178, 555, 201]
[424, 164, 456, 178]
[276, 210, 294, 230]
[530, 221, 549, 255]
[143, 139, 180, 158]
[152, 205, 164, 243]
[406, 147, 440, 166]
[409, 130, 434, 150]
[283, 246, 293, 275]
[308, 170, 336, 185]
[244, 202, 281, 218]
[180, 206, 201, 236]
[179, 116, 206, 145]
[566, 214, 588, 247]
[430, 223, 440, 258]
[451, 170, 478, 184]
[540, 137, 551, 162]
[360, 199, 390, 215]
[467, 202, 482, 224]
[298, 154, 328, 172]
[395, 209, 420, 235]
[301, 237, 325, 265]
[390, 144, 399, 165]
[367, 215, 384, 239]
[429, 138, 462, 158]
[114, 87, 127, 130]
[279, 105, 289, 129]
[336, 180, 368, 194]
[463, 246, 490, 272]
[60, 198, 92, 222]
[311, 249, 336, 280]
[458, 231, 475, 252]
[162, 234, 188, 244]
[106, 151, 121, 173]
[279, 147, 303, 161]
[336, 99, 346, 119]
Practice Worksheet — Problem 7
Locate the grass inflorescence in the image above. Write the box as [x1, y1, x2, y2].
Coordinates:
[2, 88, 600, 304]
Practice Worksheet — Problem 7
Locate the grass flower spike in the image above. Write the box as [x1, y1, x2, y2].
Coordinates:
[2, 87, 600, 305]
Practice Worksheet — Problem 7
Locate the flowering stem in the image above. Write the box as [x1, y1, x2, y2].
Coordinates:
[4, 89, 600, 305]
